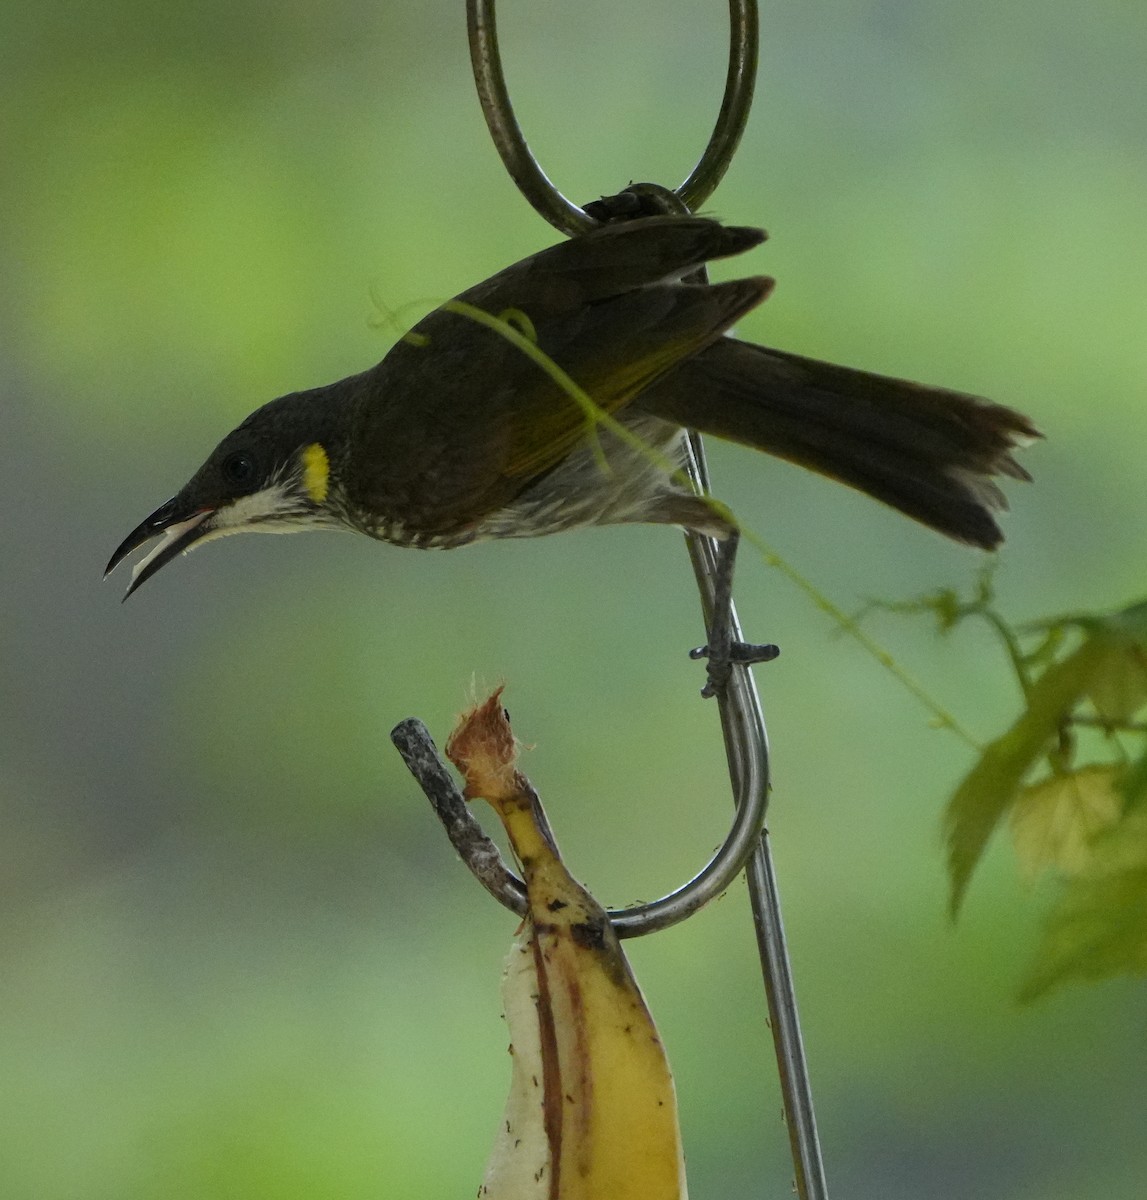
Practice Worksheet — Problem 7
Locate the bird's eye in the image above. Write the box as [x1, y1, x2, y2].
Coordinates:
[221, 450, 258, 489]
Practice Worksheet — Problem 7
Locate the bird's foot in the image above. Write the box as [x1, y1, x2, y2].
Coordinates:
[689, 640, 780, 699]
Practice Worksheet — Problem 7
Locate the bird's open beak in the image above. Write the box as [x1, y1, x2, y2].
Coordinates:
[105, 499, 216, 599]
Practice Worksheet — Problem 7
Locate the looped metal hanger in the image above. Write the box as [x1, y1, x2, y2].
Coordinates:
[467, 0, 758, 236]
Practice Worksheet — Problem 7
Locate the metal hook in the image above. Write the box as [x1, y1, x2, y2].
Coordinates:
[390, 669, 769, 939]
[467, 0, 759, 235]
[460, 8, 829, 1194]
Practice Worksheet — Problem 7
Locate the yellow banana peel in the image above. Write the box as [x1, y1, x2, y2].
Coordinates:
[446, 690, 687, 1200]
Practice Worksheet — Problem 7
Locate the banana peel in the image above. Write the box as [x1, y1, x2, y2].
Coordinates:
[446, 690, 687, 1200]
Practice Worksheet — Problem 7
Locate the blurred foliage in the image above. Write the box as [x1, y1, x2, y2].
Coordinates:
[4, 2, 1147, 1199]
[878, 577, 1147, 997]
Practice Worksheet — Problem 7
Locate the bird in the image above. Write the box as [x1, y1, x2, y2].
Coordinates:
[106, 214, 1038, 694]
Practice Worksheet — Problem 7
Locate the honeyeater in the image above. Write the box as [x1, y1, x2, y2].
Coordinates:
[106, 215, 1038, 693]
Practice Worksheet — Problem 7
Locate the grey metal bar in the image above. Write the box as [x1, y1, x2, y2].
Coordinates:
[684, 432, 828, 1200]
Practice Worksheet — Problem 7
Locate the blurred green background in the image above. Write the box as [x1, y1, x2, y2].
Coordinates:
[3, 1, 1145, 1197]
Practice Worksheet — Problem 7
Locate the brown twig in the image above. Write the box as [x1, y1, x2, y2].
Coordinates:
[390, 718, 527, 917]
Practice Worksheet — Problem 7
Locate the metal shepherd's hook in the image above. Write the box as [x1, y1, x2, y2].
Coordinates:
[462, 4, 829, 1198]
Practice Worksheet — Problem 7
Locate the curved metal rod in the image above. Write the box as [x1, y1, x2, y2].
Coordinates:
[684, 436, 829, 1200]
[466, 0, 593, 236]
[467, 0, 758, 235]
[678, 0, 759, 211]
[390, 692, 768, 940]
[608, 438, 771, 937]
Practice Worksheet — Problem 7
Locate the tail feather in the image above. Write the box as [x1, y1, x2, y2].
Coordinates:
[638, 338, 1039, 549]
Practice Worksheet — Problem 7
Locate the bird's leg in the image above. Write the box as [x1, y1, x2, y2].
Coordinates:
[689, 528, 779, 698]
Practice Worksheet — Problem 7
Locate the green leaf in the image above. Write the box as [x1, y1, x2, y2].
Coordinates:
[1009, 766, 1124, 883]
[1020, 811, 1147, 1001]
[946, 598, 1147, 914]
[945, 637, 1107, 915]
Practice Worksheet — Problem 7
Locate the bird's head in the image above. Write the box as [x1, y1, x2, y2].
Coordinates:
[106, 389, 350, 598]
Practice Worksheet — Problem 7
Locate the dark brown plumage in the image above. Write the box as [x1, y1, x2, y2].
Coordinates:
[108, 214, 1039, 615]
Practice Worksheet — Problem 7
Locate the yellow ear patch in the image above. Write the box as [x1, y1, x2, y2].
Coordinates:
[301, 442, 330, 503]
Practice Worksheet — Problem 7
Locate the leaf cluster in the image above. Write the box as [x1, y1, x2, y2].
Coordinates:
[891, 575, 1147, 999]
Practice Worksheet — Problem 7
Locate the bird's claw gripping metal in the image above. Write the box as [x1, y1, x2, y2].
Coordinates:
[690, 639, 780, 699]
[688, 526, 779, 697]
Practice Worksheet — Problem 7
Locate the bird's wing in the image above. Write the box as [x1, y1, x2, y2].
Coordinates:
[494, 276, 771, 481]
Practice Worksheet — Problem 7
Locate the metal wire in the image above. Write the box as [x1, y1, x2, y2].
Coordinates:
[467, 0, 758, 235]
[683, 434, 829, 1200]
